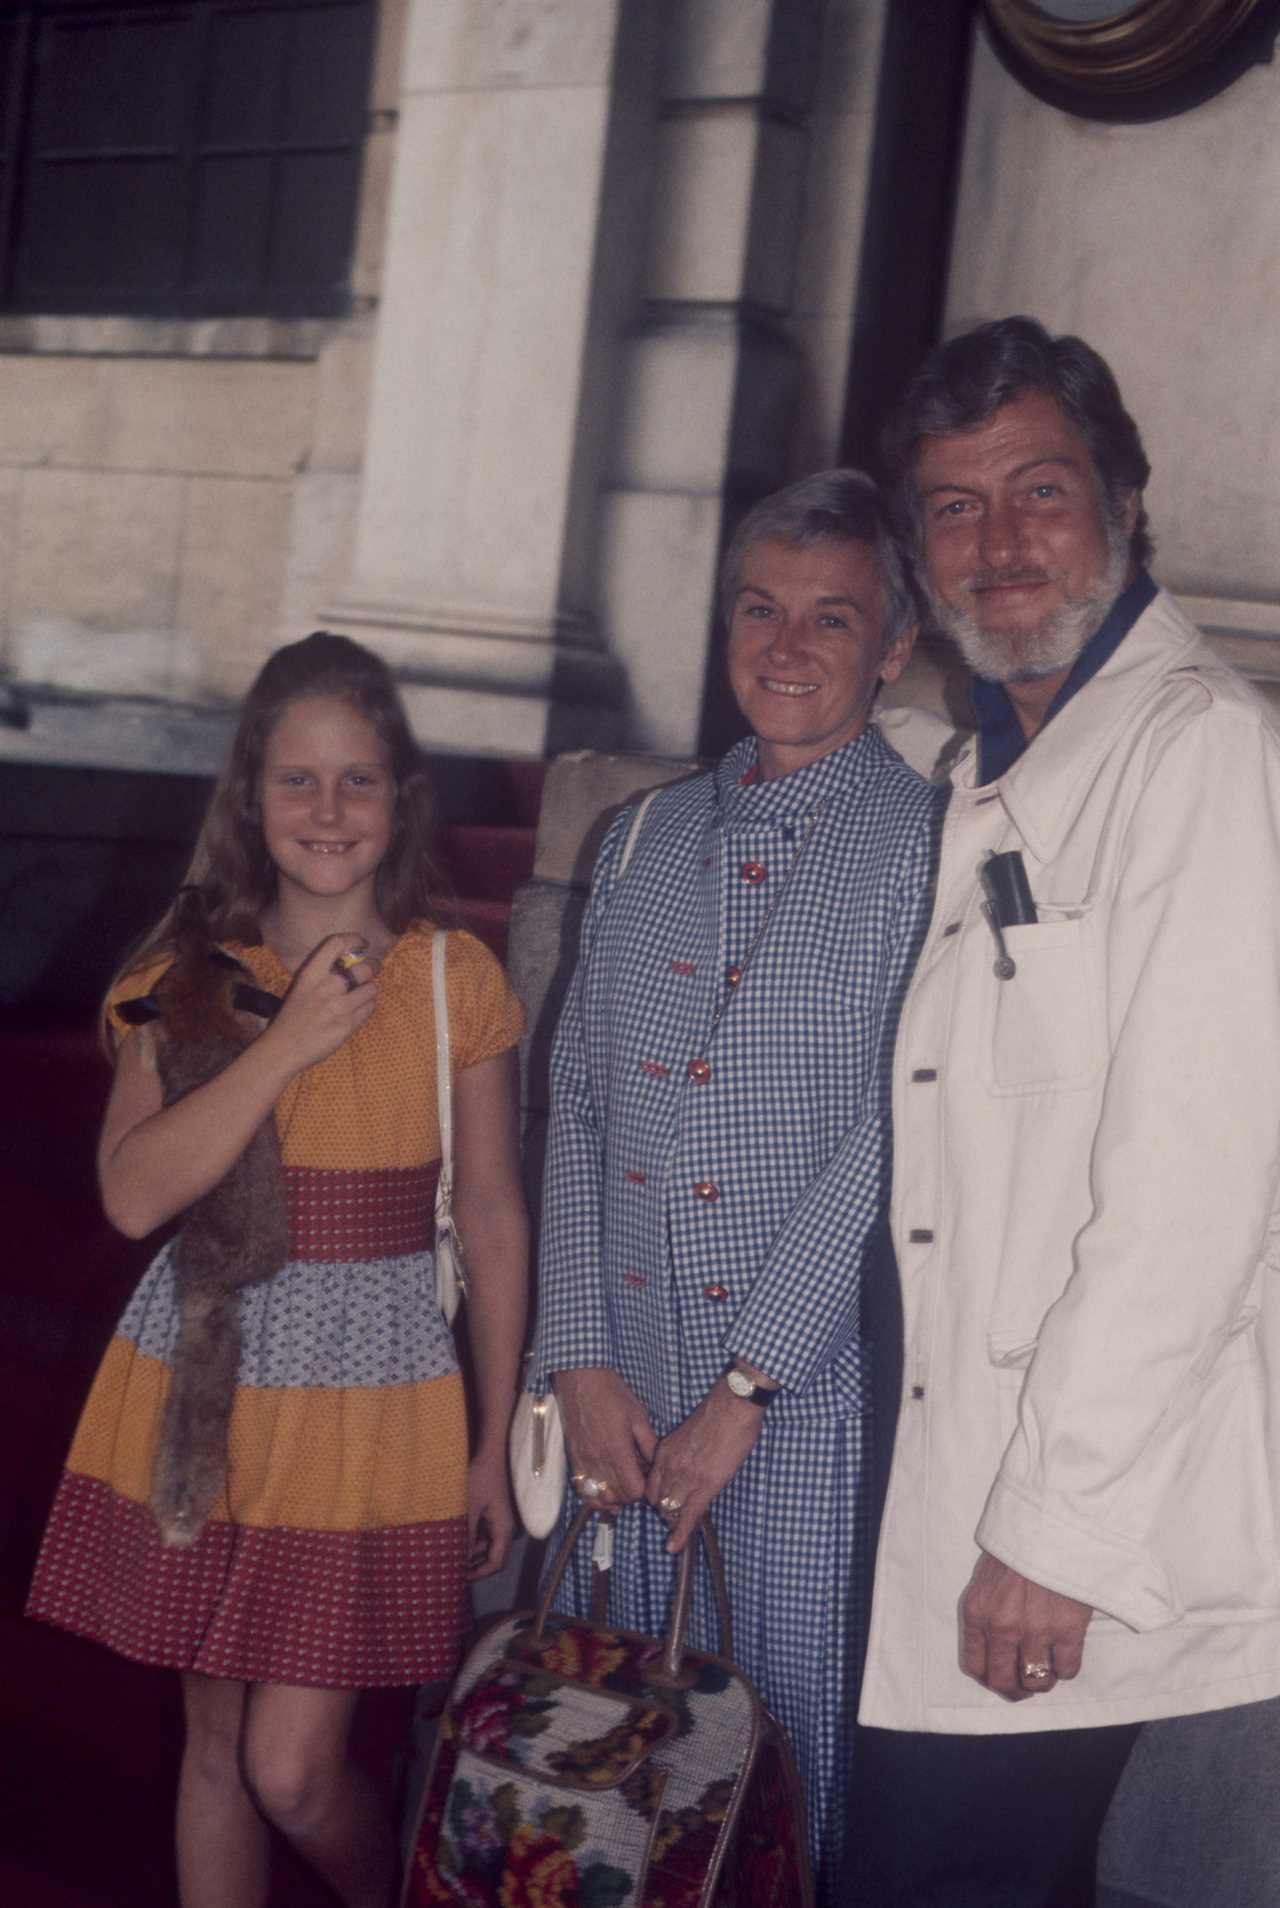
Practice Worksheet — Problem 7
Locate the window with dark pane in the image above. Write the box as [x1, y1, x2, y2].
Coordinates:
[0, 0, 376, 317]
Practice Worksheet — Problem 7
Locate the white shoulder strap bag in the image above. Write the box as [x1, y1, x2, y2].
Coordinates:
[432, 930, 467, 1324]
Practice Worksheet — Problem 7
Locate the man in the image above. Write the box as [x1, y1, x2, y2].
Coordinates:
[850, 315, 1280, 1905]
[532, 470, 941, 1900]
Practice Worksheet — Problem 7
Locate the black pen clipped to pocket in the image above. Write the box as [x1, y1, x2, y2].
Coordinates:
[980, 851, 1037, 980]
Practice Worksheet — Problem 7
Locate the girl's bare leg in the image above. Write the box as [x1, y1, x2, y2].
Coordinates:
[242, 1683, 397, 1908]
[178, 1673, 270, 1908]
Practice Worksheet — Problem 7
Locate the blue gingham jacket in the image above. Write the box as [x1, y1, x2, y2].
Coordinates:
[536, 726, 940, 1419]
[532, 726, 940, 1891]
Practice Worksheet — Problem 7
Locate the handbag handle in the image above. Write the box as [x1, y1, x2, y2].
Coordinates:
[532, 1500, 734, 1677]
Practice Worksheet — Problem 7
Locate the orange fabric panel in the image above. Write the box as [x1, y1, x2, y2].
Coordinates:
[68, 1336, 468, 1531]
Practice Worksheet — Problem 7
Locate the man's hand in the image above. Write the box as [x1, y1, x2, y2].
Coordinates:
[554, 1366, 657, 1508]
[959, 1550, 1093, 1701]
[645, 1379, 765, 1555]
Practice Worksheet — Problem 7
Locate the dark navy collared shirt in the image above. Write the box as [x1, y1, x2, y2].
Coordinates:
[974, 569, 1158, 786]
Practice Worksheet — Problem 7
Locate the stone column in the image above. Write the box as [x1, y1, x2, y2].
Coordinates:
[597, 0, 894, 756]
[326, 0, 658, 755]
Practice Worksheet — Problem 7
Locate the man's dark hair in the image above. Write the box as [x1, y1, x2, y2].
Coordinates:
[718, 467, 914, 655]
[881, 315, 1153, 568]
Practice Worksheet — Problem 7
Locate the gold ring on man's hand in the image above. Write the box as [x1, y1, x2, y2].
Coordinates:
[572, 1474, 607, 1500]
[1021, 1660, 1052, 1683]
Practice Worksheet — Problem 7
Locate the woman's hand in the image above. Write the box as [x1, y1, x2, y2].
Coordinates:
[645, 1381, 764, 1555]
[554, 1366, 657, 1508]
[467, 1444, 516, 1580]
[262, 933, 378, 1072]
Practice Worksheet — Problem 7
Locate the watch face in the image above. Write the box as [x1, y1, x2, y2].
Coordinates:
[726, 1369, 753, 1398]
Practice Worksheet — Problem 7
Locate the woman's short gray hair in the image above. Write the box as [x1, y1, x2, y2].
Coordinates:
[718, 468, 916, 654]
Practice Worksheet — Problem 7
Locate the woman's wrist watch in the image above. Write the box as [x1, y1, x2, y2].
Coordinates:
[723, 1364, 777, 1407]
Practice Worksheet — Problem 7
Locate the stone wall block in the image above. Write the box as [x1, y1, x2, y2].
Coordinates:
[279, 470, 361, 638]
[66, 360, 316, 481]
[0, 469, 21, 669]
[613, 322, 737, 493]
[312, 332, 374, 475]
[351, 120, 398, 304]
[369, 0, 411, 113]
[645, 106, 756, 304]
[405, 0, 623, 93]
[660, 0, 773, 102]
[741, 115, 807, 313]
[0, 357, 101, 466]
[531, 745, 701, 886]
[506, 876, 587, 1115]
[13, 469, 184, 657]
[661, 0, 822, 111]
[596, 488, 725, 756]
[726, 325, 803, 493]
[176, 478, 294, 694]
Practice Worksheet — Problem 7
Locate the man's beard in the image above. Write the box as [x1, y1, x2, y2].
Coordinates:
[924, 514, 1131, 685]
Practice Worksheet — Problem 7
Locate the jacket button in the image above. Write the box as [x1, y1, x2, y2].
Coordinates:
[908, 1227, 934, 1243]
[726, 964, 743, 987]
[740, 861, 767, 885]
[687, 1058, 711, 1083]
[703, 1283, 728, 1301]
[911, 1384, 926, 1401]
[693, 1181, 720, 1202]
[911, 1067, 938, 1083]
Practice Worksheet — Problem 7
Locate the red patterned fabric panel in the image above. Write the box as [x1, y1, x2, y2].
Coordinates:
[285, 1163, 440, 1261]
[28, 1473, 467, 1689]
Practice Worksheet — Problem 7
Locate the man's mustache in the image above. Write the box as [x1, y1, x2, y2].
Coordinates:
[966, 568, 1053, 591]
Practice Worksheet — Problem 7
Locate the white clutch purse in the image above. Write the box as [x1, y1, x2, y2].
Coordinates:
[432, 930, 467, 1324]
[508, 1382, 567, 1538]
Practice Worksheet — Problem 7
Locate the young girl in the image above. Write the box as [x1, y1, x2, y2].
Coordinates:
[27, 632, 529, 1908]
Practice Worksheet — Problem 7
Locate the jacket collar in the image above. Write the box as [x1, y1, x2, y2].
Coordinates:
[715, 723, 895, 828]
[951, 589, 1214, 863]
[972, 570, 1157, 784]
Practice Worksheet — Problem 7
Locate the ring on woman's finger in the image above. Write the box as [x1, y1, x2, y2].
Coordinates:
[658, 1495, 682, 1518]
[572, 1474, 607, 1501]
[1020, 1660, 1052, 1684]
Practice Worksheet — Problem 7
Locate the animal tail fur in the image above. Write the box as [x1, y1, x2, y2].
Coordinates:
[151, 1286, 246, 1548]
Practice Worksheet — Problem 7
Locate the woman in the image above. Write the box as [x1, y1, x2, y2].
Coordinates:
[531, 470, 941, 1900]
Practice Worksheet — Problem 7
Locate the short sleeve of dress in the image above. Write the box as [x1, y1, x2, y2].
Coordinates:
[104, 953, 175, 1051]
[443, 929, 525, 1068]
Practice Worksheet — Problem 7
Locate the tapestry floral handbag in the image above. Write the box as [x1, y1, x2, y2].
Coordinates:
[402, 1502, 813, 1908]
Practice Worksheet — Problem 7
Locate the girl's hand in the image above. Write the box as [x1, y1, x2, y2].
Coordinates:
[264, 933, 378, 1073]
[467, 1445, 516, 1581]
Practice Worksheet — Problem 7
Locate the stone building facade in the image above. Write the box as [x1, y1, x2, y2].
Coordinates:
[2, 0, 1279, 767]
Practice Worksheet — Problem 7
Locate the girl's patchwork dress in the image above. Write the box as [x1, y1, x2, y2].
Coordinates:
[27, 926, 523, 1688]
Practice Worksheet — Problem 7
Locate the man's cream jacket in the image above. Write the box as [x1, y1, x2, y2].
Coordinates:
[861, 589, 1280, 1732]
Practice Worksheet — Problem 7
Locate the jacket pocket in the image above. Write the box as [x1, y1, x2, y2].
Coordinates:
[987, 915, 1102, 1095]
[987, 1331, 1035, 1450]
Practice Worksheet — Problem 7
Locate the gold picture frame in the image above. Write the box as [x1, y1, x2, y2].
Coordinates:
[983, 0, 1280, 117]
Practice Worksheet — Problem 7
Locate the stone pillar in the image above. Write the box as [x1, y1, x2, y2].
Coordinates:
[598, 0, 894, 756]
[943, 18, 1280, 707]
[326, 0, 659, 756]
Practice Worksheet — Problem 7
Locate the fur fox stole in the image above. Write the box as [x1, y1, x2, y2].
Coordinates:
[124, 898, 289, 1547]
